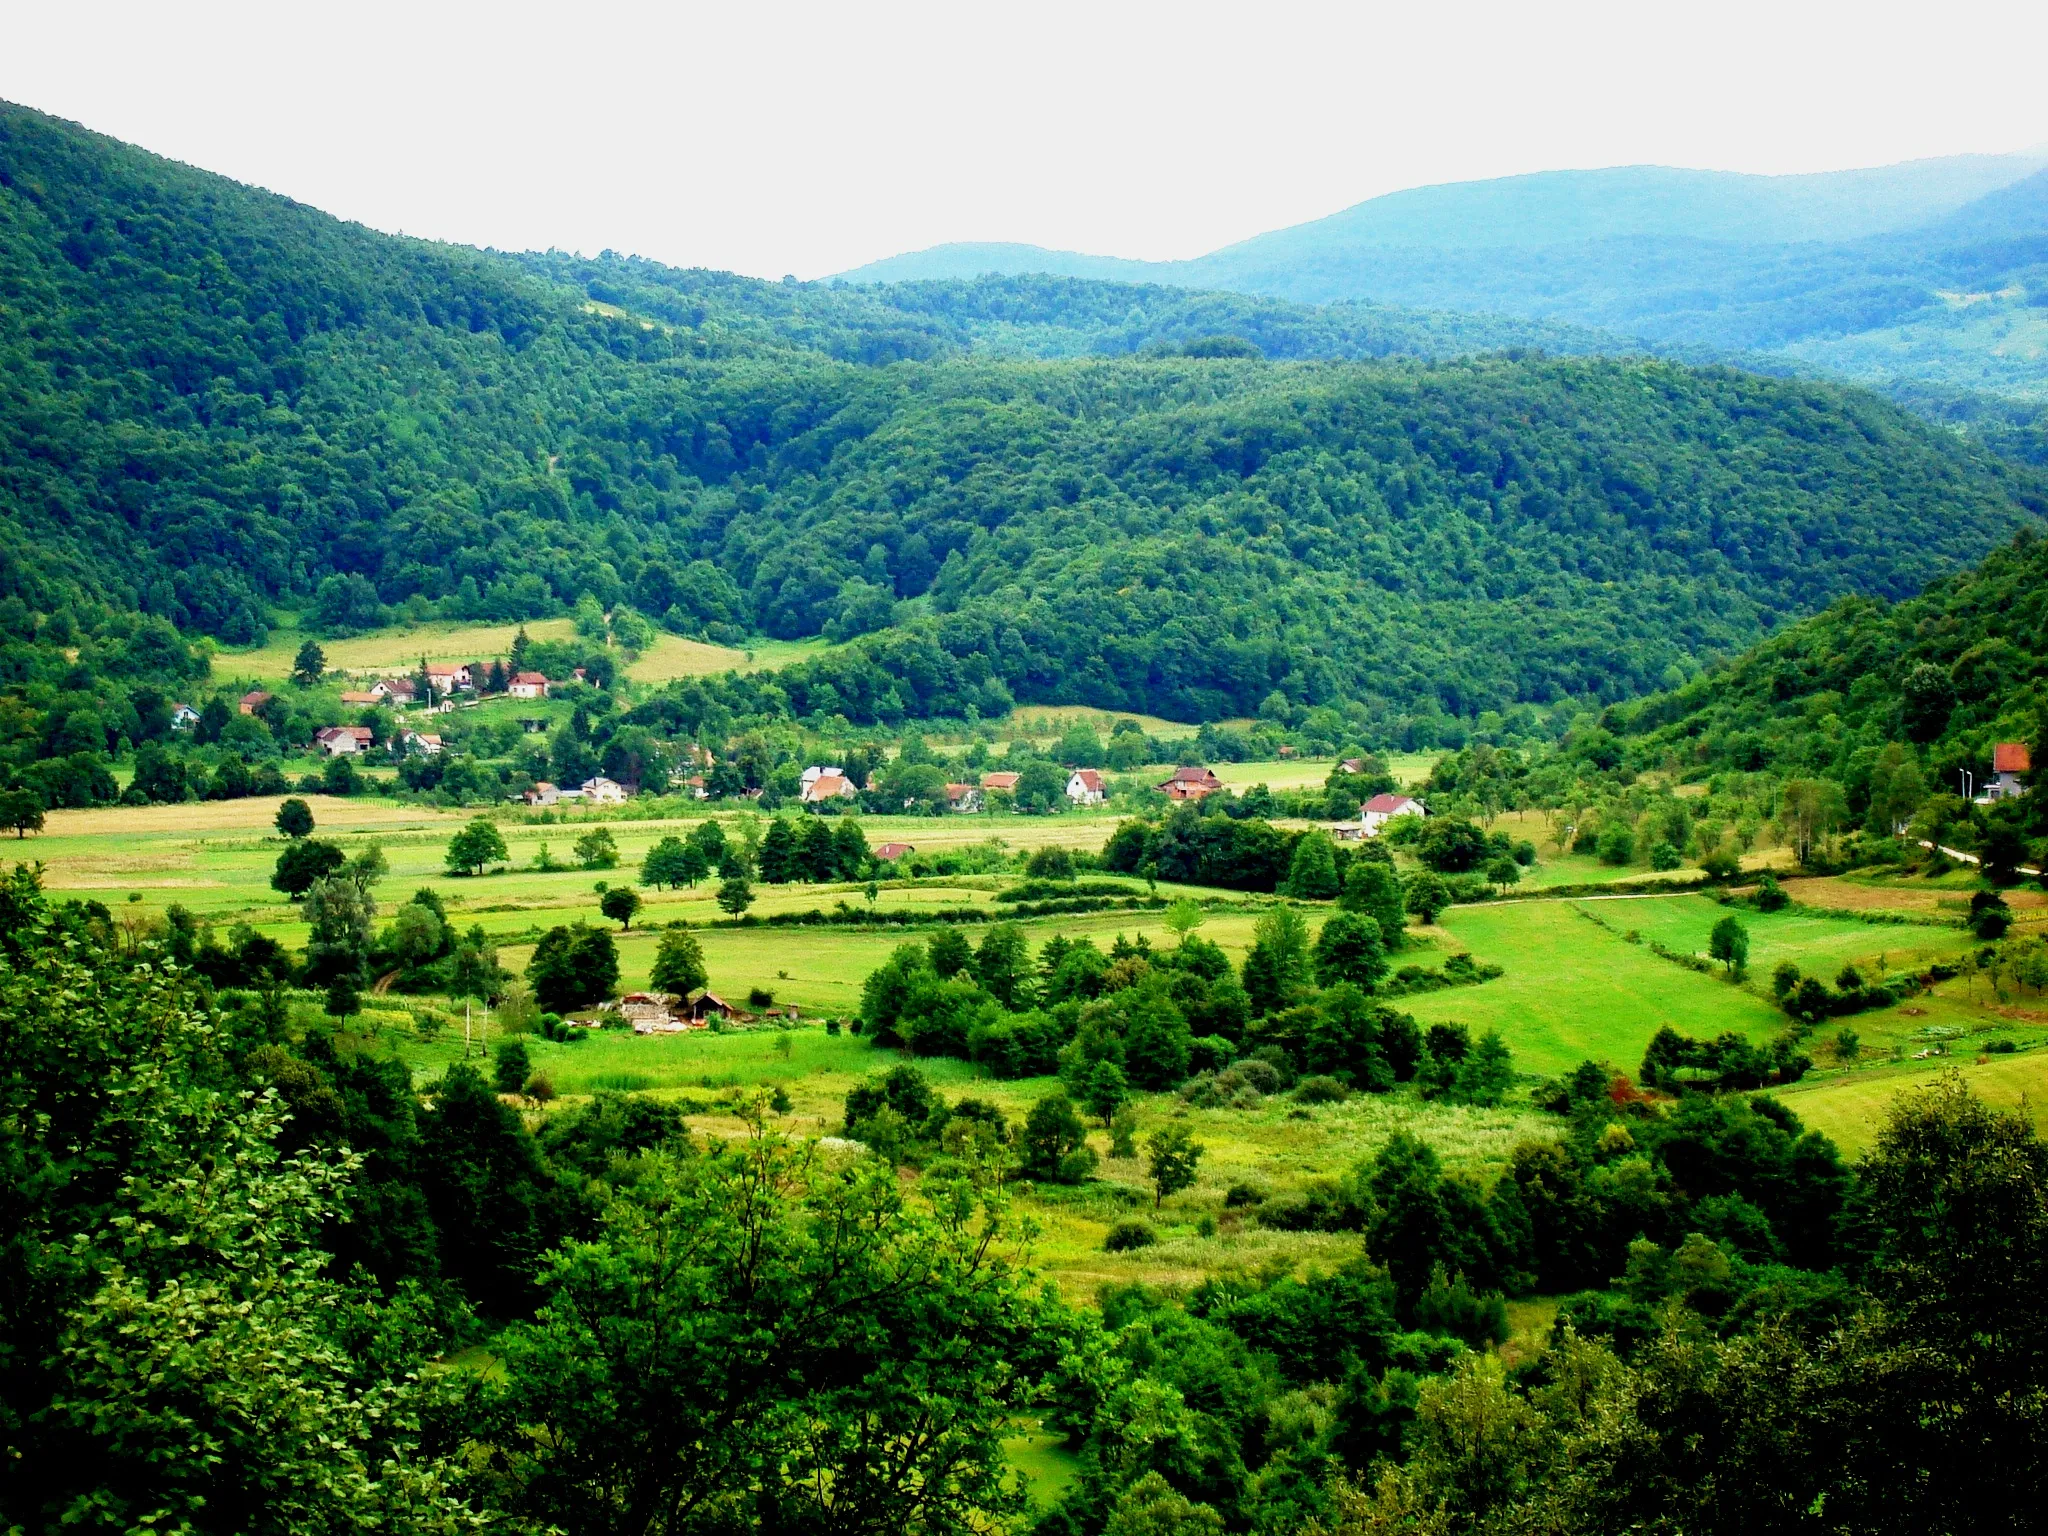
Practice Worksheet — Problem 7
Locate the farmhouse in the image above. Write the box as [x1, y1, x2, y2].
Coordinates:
[1361, 793, 1425, 834]
[980, 771, 1021, 793]
[683, 774, 709, 800]
[314, 725, 374, 757]
[946, 783, 984, 814]
[579, 776, 628, 804]
[238, 690, 273, 716]
[379, 677, 419, 703]
[615, 992, 704, 1034]
[1066, 768, 1107, 805]
[508, 671, 550, 699]
[169, 702, 200, 729]
[875, 842, 916, 861]
[401, 730, 444, 756]
[339, 690, 382, 707]
[688, 991, 740, 1023]
[1983, 742, 2032, 802]
[423, 663, 472, 694]
[1158, 765, 1224, 801]
[523, 781, 560, 806]
[802, 771, 857, 804]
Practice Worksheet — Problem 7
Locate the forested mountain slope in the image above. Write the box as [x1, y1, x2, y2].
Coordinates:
[1, 100, 2043, 726]
[1611, 526, 2048, 792]
[842, 157, 2048, 399]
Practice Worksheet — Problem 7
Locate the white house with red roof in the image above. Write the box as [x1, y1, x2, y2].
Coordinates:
[508, 671, 550, 699]
[1360, 793, 1425, 834]
[801, 770, 857, 805]
[1983, 742, 2032, 803]
[1066, 768, 1107, 805]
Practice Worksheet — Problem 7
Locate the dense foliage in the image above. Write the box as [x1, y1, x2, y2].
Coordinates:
[3, 102, 2042, 737]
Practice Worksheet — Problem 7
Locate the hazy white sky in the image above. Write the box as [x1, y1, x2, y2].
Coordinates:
[4, 0, 2045, 279]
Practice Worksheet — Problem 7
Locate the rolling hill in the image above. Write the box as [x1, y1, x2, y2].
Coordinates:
[1, 98, 2044, 735]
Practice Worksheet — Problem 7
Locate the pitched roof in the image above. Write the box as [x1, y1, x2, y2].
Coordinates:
[511, 671, 548, 685]
[981, 771, 1020, 789]
[1167, 765, 1220, 784]
[1994, 742, 2032, 774]
[1363, 793, 1419, 813]
[1070, 769, 1106, 791]
[875, 842, 916, 858]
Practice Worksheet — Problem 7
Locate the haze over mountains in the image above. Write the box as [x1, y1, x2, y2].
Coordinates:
[841, 154, 2048, 398]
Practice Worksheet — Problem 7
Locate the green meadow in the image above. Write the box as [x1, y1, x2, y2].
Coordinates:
[26, 777, 2037, 1273]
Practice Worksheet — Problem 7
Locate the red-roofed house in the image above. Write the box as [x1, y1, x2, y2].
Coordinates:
[508, 671, 550, 699]
[875, 842, 916, 861]
[1157, 766, 1224, 801]
[1986, 742, 2033, 802]
[802, 771, 857, 804]
[1360, 793, 1425, 834]
[239, 690, 273, 716]
[981, 771, 1021, 792]
[946, 783, 984, 814]
[1066, 768, 1107, 805]
[339, 690, 382, 707]
[423, 663, 472, 694]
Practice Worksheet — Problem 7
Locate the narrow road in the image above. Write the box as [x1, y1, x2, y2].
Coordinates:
[1918, 840, 2042, 879]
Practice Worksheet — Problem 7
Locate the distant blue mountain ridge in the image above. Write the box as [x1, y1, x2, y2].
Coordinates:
[835, 154, 2048, 398]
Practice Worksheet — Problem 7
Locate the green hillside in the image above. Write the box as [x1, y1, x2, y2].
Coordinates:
[1610, 525, 2048, 793]
[2, 99, 2044, 732]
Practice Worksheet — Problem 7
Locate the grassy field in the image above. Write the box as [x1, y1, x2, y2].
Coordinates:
[28, 785, 2038, 1197]
[380, 1011, 1553, 1302]
[1771, 1050, 2048, 1155]
[218, 617, 828, 686]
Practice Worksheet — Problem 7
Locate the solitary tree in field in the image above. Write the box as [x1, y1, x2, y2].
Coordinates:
[1164, 897, 1205, 945]
[650, 927, 708, 997]
[1082, 1060, 1129, 1127]
[274, 797, 315, 839]
[575, 827, 619, 870]
[291, 640, 326, 688]
[1709, 915, 1751, 979]
[1146, 1124, 1203, 1209]
[599, 885, 642, 931]
[0, 788, 45, 838]
[716, 875, 755, 923]
[446, 817, 509, 877]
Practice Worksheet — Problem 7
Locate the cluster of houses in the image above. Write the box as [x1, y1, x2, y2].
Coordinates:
[608, 990, 740, 1033]
[522, 776, 630, 806]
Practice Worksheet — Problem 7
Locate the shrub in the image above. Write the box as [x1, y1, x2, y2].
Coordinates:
[523, 1073, 556, 1103]
[1223, 1182, 1266, 1208]
[1103, 1218, 1158, 1252]
[1294, 1074, 1351, 1104]
[1753, 873, 1789, 912]
[748, 986, 776, 1009]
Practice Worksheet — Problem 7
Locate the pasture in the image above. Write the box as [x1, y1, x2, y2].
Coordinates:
[217, 616, 827, 686]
